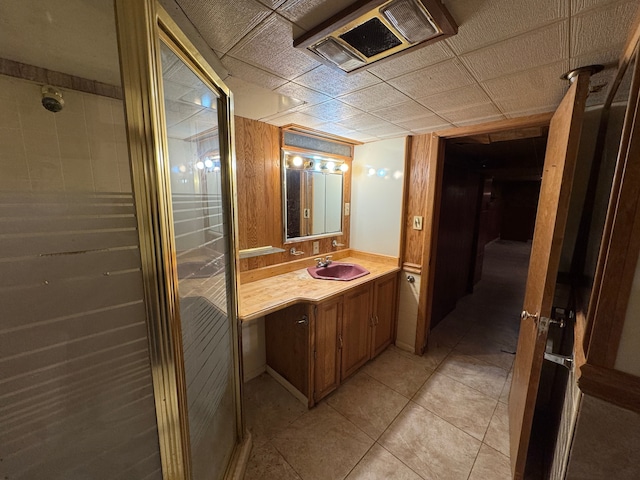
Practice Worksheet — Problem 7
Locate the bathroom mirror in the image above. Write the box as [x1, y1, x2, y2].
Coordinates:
[283, 150, 347, 241]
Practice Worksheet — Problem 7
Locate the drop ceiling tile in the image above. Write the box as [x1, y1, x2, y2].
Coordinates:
[570, 47, 624, 71]
[388, 59, 475, 99]
[571, 1, 638, 57]
[175, 0, 271, 54]
[337, 113, 388, 130]
[571, 0, 626, 15]
[440, 103, 504, 124]
[394, 114, 451, 132]
[445, 0, 569, 55]
[411, 123, 454, 134]
[338, 83, 409, 111]
[347, 131, 381, 142]
[367, 43, 455, 81]
[360, 122, 410, 138]
[275, 82, 331, 106]
[298, 99, 362, 121]
[265, 110, 327, 128]
[225, 76, 303, 120]
[222, 56, 288, 90]
[256, 0, 287, 8]
[228, 13, 320, 80]
[454, 113, 506, 127]
[460, 21, 569, 82]
[417, 84, 491, 115]
[483, 60, 570, 116]
[371, 100, 434, 123]
[314, 123, 359, 139]
[278, 0, 352, 31]
[294, 65, 381, 97]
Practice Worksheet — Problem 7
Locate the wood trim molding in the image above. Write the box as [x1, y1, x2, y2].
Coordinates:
[587, 53, 640, 367]
[578, 363, 640, 414]
[402, 263, 422, 275]
[415, 133, 445, 354]
[435, 112, 554, 139]
[349, 249, 400, 266]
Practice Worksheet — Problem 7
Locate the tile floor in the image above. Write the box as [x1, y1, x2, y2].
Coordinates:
[243, 240, 531, 480]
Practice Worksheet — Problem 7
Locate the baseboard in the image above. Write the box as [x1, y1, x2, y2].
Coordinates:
[243, 364, 266, 383]
[395, 340, 415, 353]
[266, 366, 308, 406]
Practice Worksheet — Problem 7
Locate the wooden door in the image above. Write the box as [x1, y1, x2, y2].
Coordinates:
[314, 297, 342, 402]
[341, 284, 373, 380]
[371, 273, 398, 357]
[509, 72, 591, 479]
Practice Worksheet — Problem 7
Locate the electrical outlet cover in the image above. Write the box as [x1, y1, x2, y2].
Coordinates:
[312, 241, 320, 255]
[413, 216, 423, 230]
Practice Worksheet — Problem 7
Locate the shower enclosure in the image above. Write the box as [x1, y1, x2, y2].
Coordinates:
[0, 1, 245, 478]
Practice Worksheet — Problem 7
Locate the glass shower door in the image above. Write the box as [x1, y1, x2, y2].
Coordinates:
[159, 40, 237, 480]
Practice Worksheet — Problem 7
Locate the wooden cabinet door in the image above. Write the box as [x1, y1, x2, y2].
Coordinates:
[372, 273, 398, 357]
[314, 297, 342, 402]
[265, 303, 309, 397]
[341, 284, 372, 380]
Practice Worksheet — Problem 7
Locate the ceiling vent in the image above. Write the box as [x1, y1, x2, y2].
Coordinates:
[294, 0, 457, 74]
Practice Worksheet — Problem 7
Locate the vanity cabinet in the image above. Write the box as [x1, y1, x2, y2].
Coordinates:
[313, 297, 342, 401]
[341, 284, 373, 380]
[264, 272, 399, 407]
[371, 273, 397, 357]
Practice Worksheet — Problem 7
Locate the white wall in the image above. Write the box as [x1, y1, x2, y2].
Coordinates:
[350, 137, 406, 257]
[396, 271, 421, 352]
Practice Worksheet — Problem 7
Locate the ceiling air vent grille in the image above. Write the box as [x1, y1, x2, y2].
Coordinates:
[295, 0, 457, 75]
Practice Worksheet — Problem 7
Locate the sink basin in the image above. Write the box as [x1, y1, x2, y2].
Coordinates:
[307, 262, 370, 281]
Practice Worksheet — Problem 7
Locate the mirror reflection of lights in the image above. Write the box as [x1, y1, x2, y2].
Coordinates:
[292, 156, 303, 167]
[179, 165, 187, 173]
[367, 168, 376, 176]
[213, 166, 221, 172]
[196, 161, 205, 170]
[204, 159, 214, 168]
[393, 170, 403, 180]
[377, 168, 387, 178]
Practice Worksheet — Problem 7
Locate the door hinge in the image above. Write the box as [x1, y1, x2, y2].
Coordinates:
[544, 352, 574, 370]
[314, 350, 317, 360]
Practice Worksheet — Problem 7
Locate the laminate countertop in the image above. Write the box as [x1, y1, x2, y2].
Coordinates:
[239, 256, 400, 322]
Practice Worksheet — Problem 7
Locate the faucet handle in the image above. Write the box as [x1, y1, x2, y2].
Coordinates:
[314, 257, 323, 266]
[325, 255, 333, 260]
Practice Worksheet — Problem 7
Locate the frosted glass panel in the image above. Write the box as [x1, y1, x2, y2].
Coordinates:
[160, 41, 236, 480]
[0, 2, 162, 479]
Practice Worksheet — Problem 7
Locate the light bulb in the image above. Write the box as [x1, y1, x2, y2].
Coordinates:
[325, 161, 335, 171]
[315, 162, 322, 172]
[339, 163, 349, 172]
[292, 156, 303, 167]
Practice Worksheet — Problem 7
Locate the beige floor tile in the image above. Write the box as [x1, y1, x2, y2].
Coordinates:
[362, 347, 434, 398]
[345, 444, 422, 480]
[421, 338, 452, 370]
[243, 442, 301, 480]
[327, 371, 409, 440]
[244, 373, 307, 445]
[413, 372, 498, 441]
[499, 370, 513, 404]
[437, 352, 508, 399]
[468, 444, 511, 480]
[484, 401, 510, 457]
[272, 403, 373, 480]
[454, 336, 516, 371]
[380, 402, 481, 480]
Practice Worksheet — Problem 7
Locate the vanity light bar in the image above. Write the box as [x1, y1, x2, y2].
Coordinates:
[285, 153, 349, 173]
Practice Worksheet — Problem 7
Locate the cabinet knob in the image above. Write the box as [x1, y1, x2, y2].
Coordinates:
[297, 315, 309, 325]
[406, 275, 415, 283]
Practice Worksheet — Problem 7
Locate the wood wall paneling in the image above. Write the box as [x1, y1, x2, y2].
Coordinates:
[402, 135, 431, 268]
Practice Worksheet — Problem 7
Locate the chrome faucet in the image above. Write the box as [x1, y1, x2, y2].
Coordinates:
[314, 255, 333, 267]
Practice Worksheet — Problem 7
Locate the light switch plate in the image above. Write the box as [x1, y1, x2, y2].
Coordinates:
[344, 203, 350, 216]
[304, 208, 310, 219]
[413, 216, 423, 230]
[312, 241, 319, 255]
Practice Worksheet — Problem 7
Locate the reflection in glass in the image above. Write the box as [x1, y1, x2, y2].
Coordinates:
[283, 151, 345, 240]
[160, 41, 236, 480]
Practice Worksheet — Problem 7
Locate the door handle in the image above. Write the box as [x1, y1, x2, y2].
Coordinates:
[521, 310, 539, 322]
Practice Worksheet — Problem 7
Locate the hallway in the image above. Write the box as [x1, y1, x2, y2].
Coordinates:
[243, 240, 531, 480]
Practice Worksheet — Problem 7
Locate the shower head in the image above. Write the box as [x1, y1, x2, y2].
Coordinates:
[41, 85, 64, 112]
